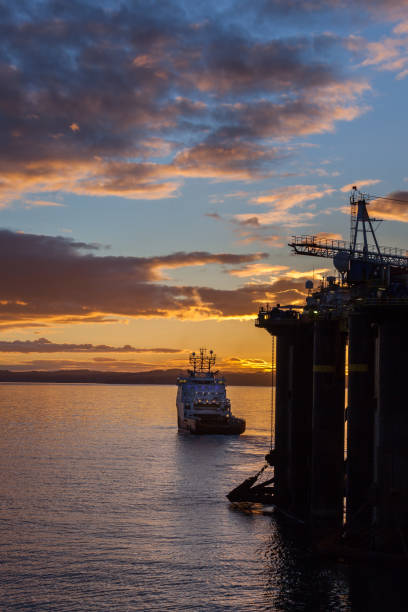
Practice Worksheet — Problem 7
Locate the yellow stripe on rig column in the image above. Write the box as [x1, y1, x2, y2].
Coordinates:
[348, 363, 368, 372]
[313, 365, 335, 373]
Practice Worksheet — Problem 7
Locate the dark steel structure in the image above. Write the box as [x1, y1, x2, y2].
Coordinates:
[230, 188, 408, 559]
[255, 312, 314, 519]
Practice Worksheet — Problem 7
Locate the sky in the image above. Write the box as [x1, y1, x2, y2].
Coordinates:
[1, 0, 408, 373]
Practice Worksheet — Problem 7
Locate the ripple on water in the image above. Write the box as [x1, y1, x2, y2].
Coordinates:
[1, 384, 408, 611]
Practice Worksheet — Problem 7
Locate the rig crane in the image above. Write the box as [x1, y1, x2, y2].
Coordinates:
[288, 187, 408, 286]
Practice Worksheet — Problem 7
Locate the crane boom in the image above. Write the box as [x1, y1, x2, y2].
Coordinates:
[288, 188, 408, 276]
[289, 234, 408, 268]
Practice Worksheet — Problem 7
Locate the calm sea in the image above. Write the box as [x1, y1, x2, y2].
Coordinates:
[0, 383, 407, 611]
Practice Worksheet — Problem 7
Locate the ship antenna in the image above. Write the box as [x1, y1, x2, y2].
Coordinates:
[189, 351, 197, 374]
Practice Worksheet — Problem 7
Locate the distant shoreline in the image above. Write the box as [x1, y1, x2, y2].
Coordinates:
[0, 369, 272, 387]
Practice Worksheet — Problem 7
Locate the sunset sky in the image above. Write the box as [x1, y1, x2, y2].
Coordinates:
[1, 0, 408, 373]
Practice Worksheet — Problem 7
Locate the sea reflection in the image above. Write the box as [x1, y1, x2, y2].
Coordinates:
[260, 517, 349, 611]
[1, 383, 408, 611]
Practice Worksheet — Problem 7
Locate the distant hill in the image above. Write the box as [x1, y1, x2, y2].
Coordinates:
[0, 368, 271, 386]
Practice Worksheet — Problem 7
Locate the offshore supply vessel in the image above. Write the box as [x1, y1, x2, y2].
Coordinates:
[176, 349, 246, 435]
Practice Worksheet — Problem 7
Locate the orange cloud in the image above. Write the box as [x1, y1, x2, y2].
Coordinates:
[252, 184, 334, 208]
[172, 142, 279, 180]
[284, 268, 329, 279]
[206, 212, 287, 247]
[369, 191, 408, 222]
[314, 231, 344, 240]
[347, 22, 408, 79]
[0, 5, 373, 205]
[221, 356, 272, 372]
[228, 264, 289, 278]
[237, 234, 285, 247]
[340, 179, 381, 192]
[0, 230, 280, 328]
[236, 185, 335, 226]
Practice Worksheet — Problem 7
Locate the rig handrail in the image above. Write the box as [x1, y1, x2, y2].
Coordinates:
[289, 235, 408, 268]
[357, 297, 408, 306]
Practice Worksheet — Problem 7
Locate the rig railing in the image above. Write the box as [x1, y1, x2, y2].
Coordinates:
[289, 235, 408, 268]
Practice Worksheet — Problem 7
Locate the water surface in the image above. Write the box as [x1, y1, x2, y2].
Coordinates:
[0, 384, 407, 610]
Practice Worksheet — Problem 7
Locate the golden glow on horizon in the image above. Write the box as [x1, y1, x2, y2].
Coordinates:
[2, 349, 274, 373]
[3, 2, 407, 377]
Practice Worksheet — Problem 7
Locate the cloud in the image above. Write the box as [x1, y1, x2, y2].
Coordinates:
[219, 81, 370, 142]
[0, 229, 279, 327]
[238, 234, 285, 247]
[252, 184, 334, 208]
[227, 263, 330, 283]
[147, 250, 269, 280]
[24, 199, 65, 208]
[314, 231, 344, 240]
[228, 264, 289, 278]
[0, 337, 183, 353]
[171, 141, 281, 180]
[235, 184, 335, 226]
[284, 268, 329, 279]
[221, 355, 272, 372]
[346, 15, 408, 79]
[206, 211, 286, 247]
[369, 191, 408, 222]
[251, 0, 408, 20]
[0, 358, 162, 372]
[340, 179, 381, 192]
[0, 2, 372, 203]
[194, 278, 309, 317]
[338, 190, 408, 224]
[205, 212, 223, 221]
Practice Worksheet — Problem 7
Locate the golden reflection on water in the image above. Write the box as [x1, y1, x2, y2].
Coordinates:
[1, 383, 405, 610]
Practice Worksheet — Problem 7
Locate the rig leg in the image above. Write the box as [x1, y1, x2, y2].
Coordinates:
[286, 325, 314, 519]
[257, 321, 314, 518]
[372, 316, 408, 553]
[274, 334, 291, 508]
[345, 312, 376, 538]
[310, 318, 346, 531]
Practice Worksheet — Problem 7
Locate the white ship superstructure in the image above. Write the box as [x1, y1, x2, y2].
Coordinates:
[176, 349, 245, 435]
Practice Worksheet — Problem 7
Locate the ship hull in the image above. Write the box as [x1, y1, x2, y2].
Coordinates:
[178, 416, 245, 435]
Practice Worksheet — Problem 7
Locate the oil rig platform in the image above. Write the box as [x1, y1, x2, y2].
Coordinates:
[228, 187, 408, 561]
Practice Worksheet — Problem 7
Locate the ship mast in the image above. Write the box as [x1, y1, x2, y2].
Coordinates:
[189, 348, 216, 374]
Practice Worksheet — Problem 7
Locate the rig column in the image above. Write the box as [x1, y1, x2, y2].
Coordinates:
[256, 310, 313, 519]
[286, 324, 314, 519]
[373, 313, 408, 552]
[345, 312, 376, 536]
[273, 334, 291, 508]
[311, 317, 346, 530]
